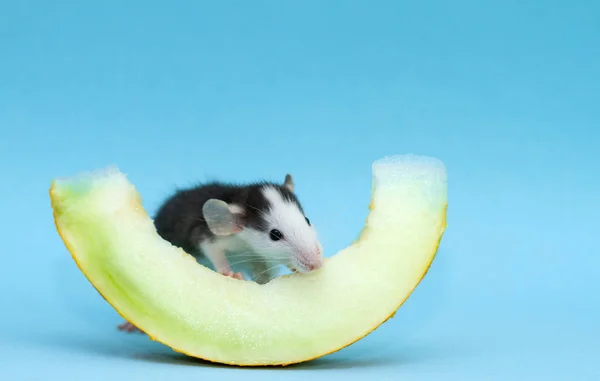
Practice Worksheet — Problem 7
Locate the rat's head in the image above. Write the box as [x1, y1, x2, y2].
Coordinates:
[202, 174, 323, 273]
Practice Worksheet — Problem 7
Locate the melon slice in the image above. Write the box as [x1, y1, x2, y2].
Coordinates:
[50, 154, 448, 366]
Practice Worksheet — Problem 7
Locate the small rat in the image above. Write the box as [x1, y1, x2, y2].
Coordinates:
[118, 173, 324, 333]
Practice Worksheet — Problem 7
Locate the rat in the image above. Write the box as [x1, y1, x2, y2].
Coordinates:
[118, 173, 324, 333]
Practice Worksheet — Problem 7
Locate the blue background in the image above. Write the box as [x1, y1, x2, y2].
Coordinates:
[1, 1, 598, 380]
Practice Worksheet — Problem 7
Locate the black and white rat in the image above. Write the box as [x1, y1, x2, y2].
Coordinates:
[118, 174, 324, 333]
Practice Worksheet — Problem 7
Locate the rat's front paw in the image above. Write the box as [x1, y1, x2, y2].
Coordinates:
[221, 270, 245, 280]
[118, 321, 144, 334]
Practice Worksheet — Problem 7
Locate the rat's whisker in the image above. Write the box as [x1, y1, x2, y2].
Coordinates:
[251, 264, 283, 283]
[151, 173, 320, 287]
[227, 251, 282, 259]
[228, 257, 285, 268]
[228, 257, 269, 268]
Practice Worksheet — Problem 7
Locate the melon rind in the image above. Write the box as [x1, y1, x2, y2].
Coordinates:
[50, 154, 448, 366]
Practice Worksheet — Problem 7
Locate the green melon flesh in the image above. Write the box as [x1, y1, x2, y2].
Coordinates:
[50, 154, 448, 366]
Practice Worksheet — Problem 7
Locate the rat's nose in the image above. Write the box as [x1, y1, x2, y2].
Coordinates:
[297, 246, 324, 272]
[305, 254, 323, 271]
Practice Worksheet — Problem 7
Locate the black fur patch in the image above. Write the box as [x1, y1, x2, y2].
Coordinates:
[152, 180, 304, 258]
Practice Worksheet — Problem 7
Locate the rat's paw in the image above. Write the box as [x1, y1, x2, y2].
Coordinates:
[118, 321, 144, 334]
[221, 270, 245, 280]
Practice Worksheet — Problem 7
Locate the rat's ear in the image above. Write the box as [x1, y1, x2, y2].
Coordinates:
[202, 199, 245, 236]
[283, 174, 294, 192]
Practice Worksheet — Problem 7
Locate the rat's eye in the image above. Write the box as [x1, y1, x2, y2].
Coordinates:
[305, 217, 311, 226]
[269, 229, 283, 241]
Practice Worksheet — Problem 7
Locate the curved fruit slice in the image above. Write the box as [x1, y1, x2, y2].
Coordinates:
[50, 154, 448, 366]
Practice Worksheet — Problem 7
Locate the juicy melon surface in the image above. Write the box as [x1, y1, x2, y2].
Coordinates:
[50, 154, 448, 366]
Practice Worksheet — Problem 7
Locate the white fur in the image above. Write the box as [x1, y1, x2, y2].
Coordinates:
[228, 203, 244, 215]
[199, 184, 323, 283]
[236, 186, 323, 272]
